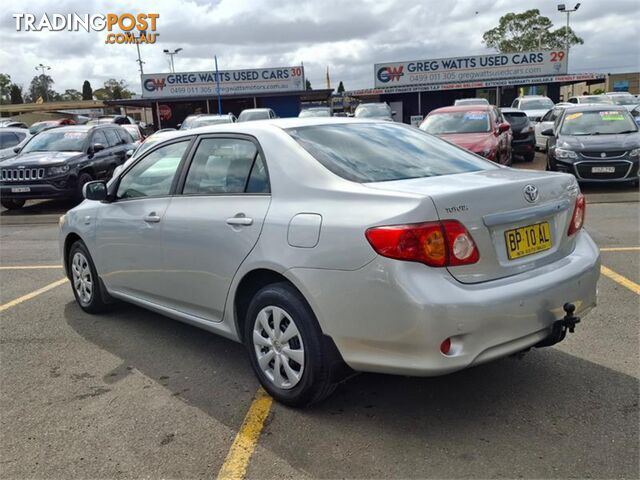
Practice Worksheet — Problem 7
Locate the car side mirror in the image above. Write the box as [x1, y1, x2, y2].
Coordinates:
[13, 146, 21, 154]
[542, 128, 554, 136]
[176, 123, 182, 129]
[498, 122, 511, 133]
[83, 180, 108, 201]
[125, 149, 134, 159]
[391, 111, 397, 115]
[88, 143, 105, 156]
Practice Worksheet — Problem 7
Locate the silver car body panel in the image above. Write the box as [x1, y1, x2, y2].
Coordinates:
[60, 118, 600, 376]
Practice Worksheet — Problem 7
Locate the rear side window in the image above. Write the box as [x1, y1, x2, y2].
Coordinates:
[286, 123, 495, 183]
[183, 138, 269, 194]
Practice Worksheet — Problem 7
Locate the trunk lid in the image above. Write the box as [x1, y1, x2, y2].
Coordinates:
[365, 168, 580, 283]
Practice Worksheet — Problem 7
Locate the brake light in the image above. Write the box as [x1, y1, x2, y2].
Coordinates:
[568, 194, 586, 236]
[365, 220, 479, 267]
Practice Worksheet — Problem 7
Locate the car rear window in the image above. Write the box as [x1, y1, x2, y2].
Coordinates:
[503, 112, 529, 129]
[286, 123, 495, 183]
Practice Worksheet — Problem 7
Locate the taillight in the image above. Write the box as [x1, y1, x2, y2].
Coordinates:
[568, 194, 586, 236]
[365, 220, 479, 267]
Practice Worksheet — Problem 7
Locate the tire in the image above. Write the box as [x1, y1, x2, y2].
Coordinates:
[523, 151, 535, 162]
[68, 240, 110, 314]
[74, 171, 93, 203]
[244, 282, 337, 407]
[1, 198, 26, 210]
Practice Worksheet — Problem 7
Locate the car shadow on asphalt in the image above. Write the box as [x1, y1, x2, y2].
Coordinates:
[64, 300, 639, 478]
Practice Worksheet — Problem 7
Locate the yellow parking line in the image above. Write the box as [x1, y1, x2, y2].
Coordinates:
[0, 278, 67, 313]
[217, 388, 273, 480]
[601, 266, 640, 295]
[0, 265, 61, 270]
[600, 247, 640, 252]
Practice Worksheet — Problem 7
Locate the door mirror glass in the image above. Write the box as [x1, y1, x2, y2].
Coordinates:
[83, 180, 108, 201]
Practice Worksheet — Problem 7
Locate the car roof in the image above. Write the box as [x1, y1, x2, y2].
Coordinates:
[499, 108, 526, 114]
[44, 124, 115, 133]
[241, 108, 271, 112]
[430, 105, 492, 114]
[0, 127, 29, 133]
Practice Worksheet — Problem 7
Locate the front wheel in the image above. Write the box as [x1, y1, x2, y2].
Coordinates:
[1, 198, 26, 210]
[68, 240, 110, 313]
[244, 282, 337, 407]
[74, 172, 93, 203]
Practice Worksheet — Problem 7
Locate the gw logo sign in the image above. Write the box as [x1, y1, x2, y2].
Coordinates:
[377, 66, 404, 83]
[144, 78, 166, 92]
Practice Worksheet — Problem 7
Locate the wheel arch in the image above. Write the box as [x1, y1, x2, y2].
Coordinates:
[63, 232, 83, 278]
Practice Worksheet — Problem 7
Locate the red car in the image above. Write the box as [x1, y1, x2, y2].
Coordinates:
[420, 105, 512, 165]
[29, 118, 76, 135]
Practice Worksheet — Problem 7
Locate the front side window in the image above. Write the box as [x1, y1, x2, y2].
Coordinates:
[92, 130, 108, 147]
[183, 138, 268, 194]
[0, 131, 19, 148]
[116, 140, 189, 199]
[287, 123, 494, 183]
[103, 129, 120, 147]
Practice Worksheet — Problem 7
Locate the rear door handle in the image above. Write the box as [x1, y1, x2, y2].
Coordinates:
[143, 213, 161, 223]
[226, 215, 253, 226]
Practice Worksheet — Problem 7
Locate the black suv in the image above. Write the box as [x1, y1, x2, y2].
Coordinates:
[0, 124, 134, 209]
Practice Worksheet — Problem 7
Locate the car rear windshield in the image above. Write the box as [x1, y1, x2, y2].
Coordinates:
[354, 104, 391, 118]
[286, 123, 494, 183]
[560, 110, 638, 135]
[502, 112, 529, 129]
[21, 130, 87, 153]
[520, 98, 554, 109]
[420, 111, 490, 134]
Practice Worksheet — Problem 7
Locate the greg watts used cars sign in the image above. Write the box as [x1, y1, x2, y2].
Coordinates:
[374, 50, 567, 88]
[141, 66, 305, 98]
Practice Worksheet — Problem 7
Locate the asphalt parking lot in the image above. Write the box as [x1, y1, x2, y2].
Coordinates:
[1, 152, 638, 479]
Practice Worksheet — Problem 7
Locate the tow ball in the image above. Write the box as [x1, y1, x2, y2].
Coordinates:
[535, 303, 581, 348]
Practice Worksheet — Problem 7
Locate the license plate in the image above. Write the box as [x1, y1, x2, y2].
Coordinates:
[11, 187, 30, 193]
[505, 222, 552, 260]
[592, 166, 615, 173]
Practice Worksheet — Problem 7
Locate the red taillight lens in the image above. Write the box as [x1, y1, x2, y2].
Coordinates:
[568, 194, 586, 236]
[365, 220, 479, 267]
[440, 338, 452, 355]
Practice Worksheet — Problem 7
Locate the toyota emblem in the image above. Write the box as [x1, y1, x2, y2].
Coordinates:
[523, 184, 539, 203]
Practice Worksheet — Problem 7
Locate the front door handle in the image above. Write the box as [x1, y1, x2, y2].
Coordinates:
[143, 213, 161, 223]
[226, 215, 253, 226]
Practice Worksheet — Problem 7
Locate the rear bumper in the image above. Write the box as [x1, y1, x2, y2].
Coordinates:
[288, 230, 600, 376]
[512, 134, 536, 155]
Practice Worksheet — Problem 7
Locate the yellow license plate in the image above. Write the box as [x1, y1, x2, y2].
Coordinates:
[504, 222, 552, 260]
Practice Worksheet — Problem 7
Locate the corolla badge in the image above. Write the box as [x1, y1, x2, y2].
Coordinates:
[523, 184, 539, 203]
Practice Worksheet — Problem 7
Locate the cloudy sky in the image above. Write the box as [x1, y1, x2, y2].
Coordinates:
[1, 0, 638, 95]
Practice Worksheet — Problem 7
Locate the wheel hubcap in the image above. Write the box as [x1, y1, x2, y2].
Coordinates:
[71, 252, 93, 304]
[252, 306, 305, 390]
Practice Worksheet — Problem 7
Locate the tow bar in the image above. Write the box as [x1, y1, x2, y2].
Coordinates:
[535, 303, 581, 348]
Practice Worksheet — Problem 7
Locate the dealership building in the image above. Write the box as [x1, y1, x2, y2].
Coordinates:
[344, 50, 607, 124]
[108, 65, 332, 129]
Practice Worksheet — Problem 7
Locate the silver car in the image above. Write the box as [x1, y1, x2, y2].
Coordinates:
[59, 119, 600, 406]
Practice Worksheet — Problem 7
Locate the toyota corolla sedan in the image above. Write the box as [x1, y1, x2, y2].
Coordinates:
[60, 119, 600, 406]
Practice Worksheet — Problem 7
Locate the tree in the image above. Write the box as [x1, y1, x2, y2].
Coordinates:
[482, 9, 583, 52]
[82, 80, 93, 100]
[337, 81, 345, 94]
[26, 74, 58, 102]
[305, 79, 312, 91]
[9, 84, 23, 104]
[0, 73, 11, 104]
[93, 79, 134, 100]
[61, 89, 82, 101]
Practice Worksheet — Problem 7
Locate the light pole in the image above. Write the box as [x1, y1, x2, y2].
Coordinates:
[557, 3, 580, 71]
[534, 25, 551, 49]
[163, 48, 183, 73]
[35, 63, 51, 101]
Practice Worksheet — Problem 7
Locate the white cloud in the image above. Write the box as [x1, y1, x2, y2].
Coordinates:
[0, 0, 638, 95]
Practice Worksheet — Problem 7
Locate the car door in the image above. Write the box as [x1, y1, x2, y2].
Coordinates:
[86, 129, 117, 179]
[103, 128, 128, 171]
[160, 135, 271, 322]
[93, 138, 192, 303]
[536, 109, 557, 149]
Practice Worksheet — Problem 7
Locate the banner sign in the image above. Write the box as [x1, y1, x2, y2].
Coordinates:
[141, 66, 305, 98]
[374, 51, 568, 88]
[351, 73, 605, 96]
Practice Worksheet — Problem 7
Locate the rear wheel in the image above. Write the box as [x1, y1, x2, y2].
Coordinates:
[244, 282, 336, 407]
[1, 198, 26, 210]
[68, 240, 110, 313]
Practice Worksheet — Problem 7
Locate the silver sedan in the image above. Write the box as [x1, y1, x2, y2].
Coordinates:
[59, 118, 600, 406]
